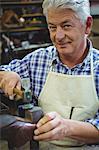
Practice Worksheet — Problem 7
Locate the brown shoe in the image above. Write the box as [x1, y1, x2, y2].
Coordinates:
[1, 119, 36, 148]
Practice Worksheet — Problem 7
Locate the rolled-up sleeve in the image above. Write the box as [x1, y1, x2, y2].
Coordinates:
[85, 109, 99, 130]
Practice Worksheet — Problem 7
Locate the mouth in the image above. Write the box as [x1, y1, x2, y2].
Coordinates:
[56, 42, 71, 48]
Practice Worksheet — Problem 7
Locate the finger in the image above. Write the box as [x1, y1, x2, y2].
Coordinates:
[5, 82, 16, 96]
[0, 82, 3, 89]
[34, 124, 63, 141]
[9, 95, 15, 100]
[33, 126, 60, 141]
[34, 129, 53, 141]
[36, 112, 57, 128]
[5, 80, 21, 96]
[14, 82, 22, 100]
[34, 116, 59, 135]
[7, 87, 14, 96]
[36, 115, 52, 128]
[0, 79, 5, 90]
[46, 112, 60, 120]
[0, 79, 9, 95]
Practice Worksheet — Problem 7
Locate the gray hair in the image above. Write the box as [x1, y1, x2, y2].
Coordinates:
[42, 0, 91, 24]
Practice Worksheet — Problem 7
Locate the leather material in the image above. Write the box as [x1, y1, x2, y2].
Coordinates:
[1, 120, 36, 148]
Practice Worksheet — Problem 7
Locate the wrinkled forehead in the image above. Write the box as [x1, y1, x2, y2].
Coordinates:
[47, 7, 79, 23]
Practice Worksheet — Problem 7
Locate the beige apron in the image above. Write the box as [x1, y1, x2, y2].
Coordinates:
[38, 51, 99, 150]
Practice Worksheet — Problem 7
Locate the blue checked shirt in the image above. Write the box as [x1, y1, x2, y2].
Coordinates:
[0, 41, 99, 129]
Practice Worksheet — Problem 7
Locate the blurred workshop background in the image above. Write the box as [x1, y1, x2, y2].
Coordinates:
[0, 0, 99, 150]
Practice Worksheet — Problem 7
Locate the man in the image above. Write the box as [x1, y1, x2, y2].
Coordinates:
[0, 0, 99, 149]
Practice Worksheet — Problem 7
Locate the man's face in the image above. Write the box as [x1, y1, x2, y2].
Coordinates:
[47, 8, 91, 59]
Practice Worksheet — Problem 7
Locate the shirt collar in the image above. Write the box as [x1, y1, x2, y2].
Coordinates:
[51, 39, 93, 68]
[78, 39, 93, 68]
[50, 46, 60, 66]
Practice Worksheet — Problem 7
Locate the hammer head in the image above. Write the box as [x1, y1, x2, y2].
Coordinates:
[14, 78, 33, 103]
[13, 78, 44, 124]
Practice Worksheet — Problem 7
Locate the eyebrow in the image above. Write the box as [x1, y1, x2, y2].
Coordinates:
[48, 20, 72, 26]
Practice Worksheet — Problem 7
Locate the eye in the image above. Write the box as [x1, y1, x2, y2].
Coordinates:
[48, 25, 56, 31]
[63, 24, 72, 29]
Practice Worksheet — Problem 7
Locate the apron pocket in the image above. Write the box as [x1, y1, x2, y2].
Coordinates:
[71, 105, 99, 120]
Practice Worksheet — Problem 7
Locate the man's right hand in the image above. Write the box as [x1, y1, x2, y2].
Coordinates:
[0, 71, 21, 98]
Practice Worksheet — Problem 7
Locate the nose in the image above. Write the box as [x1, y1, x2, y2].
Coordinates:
[55, 27, 65, 41]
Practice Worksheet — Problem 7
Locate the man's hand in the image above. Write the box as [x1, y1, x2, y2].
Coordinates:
[33, 112, 99, 144]
[0, 71, 21, 99]
[33, 112, 69, 141]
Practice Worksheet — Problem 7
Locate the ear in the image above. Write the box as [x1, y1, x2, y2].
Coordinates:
[85, 16, 93, 35]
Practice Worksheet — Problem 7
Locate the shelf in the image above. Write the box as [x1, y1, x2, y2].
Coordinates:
[13, 43, 52, 52]
[1, 0, 51, 65]
[0, 1, 43, 6]
[22, 13, 43, 18]
[0, 26, 47, 33]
